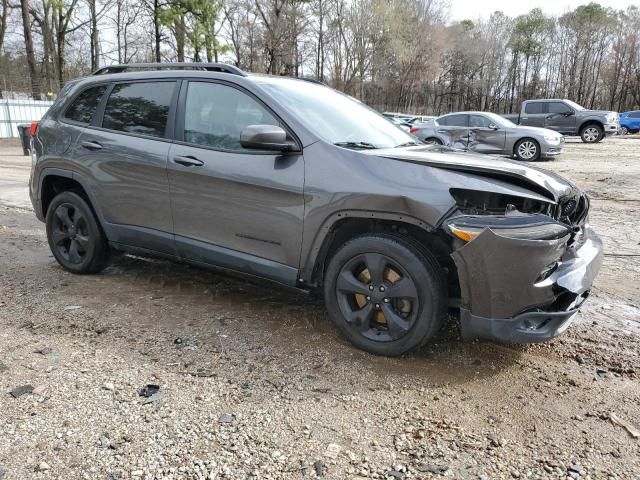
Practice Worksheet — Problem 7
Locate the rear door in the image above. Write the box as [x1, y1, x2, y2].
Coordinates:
[73, 80, 178, 254]
[467, 114, 506, 154]
[166, 80, 305, 285]
[435, 114, 469, 149]
[520, 102, 546, 127]
[544, 101, 577, 134]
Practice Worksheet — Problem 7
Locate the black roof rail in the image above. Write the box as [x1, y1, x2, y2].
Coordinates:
[92, 62, 247, 77]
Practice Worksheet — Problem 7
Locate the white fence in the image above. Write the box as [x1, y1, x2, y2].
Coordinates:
[0, 99, 55, 138]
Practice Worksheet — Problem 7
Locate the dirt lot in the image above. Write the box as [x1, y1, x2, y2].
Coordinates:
[0, 137, 639, 480]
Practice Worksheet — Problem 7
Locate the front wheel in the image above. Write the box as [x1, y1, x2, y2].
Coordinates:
[46, 191, 110, 274]
[580, 124, 603, 143]
[514, 138, 540, 161]
[620, 126, 629, 136]
[323, 234, 446, 356]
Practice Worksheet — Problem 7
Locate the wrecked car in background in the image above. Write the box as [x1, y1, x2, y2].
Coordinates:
[29, 62, 603, 356]
[410, 112, 564, 161]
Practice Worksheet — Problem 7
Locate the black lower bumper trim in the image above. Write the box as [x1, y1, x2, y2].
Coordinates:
[460, 305, 582, 344]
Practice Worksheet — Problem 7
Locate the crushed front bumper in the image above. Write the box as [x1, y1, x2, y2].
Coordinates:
[452, 225, 603, 343]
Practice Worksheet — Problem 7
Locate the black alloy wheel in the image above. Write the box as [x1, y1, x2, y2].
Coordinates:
[324, 234, 446, 356]
[46, 191, 110, 274]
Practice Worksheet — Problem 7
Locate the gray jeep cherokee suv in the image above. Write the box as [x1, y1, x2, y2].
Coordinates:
[29, 63, 603, 356]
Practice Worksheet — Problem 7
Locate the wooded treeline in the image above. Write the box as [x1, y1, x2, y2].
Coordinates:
[1, 0, 639, 113]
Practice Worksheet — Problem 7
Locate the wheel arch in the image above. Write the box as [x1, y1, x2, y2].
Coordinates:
[302, 212, 458, 298]
[40, 170, 105, 228]
[578, 119, 604, 132]
[512, 136, 540, 157]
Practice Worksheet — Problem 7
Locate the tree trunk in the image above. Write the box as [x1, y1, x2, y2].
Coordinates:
[20, 0, 40, 99]
[154, 0, 161, 62]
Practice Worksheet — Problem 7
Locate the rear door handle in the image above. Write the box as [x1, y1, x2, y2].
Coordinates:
[80, 140, 103, 151]
[173, 155, 204, 167]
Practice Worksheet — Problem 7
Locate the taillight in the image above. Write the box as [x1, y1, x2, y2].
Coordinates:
[409, 127, 419, 134]
[29, 121, 39, 137]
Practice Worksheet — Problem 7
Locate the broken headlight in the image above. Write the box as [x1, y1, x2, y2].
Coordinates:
[447, 214, 571, 242]
[450, 188, 553, 216]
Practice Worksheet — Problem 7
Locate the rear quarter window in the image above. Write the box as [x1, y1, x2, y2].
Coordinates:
[63, 85, 108, 124]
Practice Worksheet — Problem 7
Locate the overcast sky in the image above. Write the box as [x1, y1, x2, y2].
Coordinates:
[448, 0, 634, 20]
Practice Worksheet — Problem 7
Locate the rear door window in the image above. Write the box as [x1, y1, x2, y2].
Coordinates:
[63, 85, 108, 124]
[524, 102, 544, 114]
[102, 81, 176, 138]
[437, 114, 468, 127]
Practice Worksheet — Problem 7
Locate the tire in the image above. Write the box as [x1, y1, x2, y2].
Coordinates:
[424, 137, 443, 145]
[45, 191, 110, 274]
[323, 234, 446, 356]
[580, 124, 603, 143]
[620, 126, 629, 136]
[514, 138, 540, 161]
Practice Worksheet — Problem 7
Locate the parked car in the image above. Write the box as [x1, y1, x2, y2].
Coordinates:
[389, 116, 411, 132]
[619, 111, 640, 135]
[29, 62, 602, 356]
[502, 99, 619, 143]
[410, 112, 564, 161]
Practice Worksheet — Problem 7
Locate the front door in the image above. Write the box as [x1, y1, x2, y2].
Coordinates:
[435, 113, 469, 149]
[167, 80, 305, 286]
[467, 114, 506, 154]
[544, 101, 576, 135]
[73, 80, 178, 254]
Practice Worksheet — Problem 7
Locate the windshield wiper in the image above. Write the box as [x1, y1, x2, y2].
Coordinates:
[333, 141, 378, 150]
[394, 141, 422, 148]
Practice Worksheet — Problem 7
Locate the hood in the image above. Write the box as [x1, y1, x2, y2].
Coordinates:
[364, 146, 576, 202]
[582, 109, 617, 116]
[512, 125, 562, 137]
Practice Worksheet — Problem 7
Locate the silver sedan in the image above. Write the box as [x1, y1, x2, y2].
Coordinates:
[410, 112, 564, 161]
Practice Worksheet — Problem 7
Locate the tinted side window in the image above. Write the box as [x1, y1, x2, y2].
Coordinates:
[183, 82, 279, 150]
[469, 115, 492, 128]
[628, 112, 640, 118]
[102, 82, 175, 137]
[438, 114, 468, 127]
[548, 102, 571, 114]
[524, 102, 544, 114]
[64, 85, 107, 124]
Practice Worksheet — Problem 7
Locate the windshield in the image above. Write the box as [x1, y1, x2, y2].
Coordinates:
[564, 100, 585, 111]
[255, 77, 416, 149]
[484, 112, 517, 128]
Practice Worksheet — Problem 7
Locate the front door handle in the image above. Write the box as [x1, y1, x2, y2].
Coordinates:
[80, 140, 103, 151]
[173, 155, 204, 167]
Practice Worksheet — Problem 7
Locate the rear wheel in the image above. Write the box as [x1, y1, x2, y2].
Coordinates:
[514, 138, 540, 161]
[324, 234, 446, 356]
[46, 191, 110, 274]
[424, 137, 443, 145]
[580, 124, 603, 143]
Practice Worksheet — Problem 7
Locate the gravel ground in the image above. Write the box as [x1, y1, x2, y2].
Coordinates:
[0, 137, 639, 480]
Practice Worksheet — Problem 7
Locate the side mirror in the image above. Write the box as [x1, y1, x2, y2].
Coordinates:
[488, 123, 499, 131]
[563, 110, 575, 117]
[240, 125, 296, 152]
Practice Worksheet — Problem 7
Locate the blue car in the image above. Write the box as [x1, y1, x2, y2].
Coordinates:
[619, 110, 640, 135]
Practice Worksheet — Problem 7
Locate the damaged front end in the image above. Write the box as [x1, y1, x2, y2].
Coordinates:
[446, 188, 603, 343]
